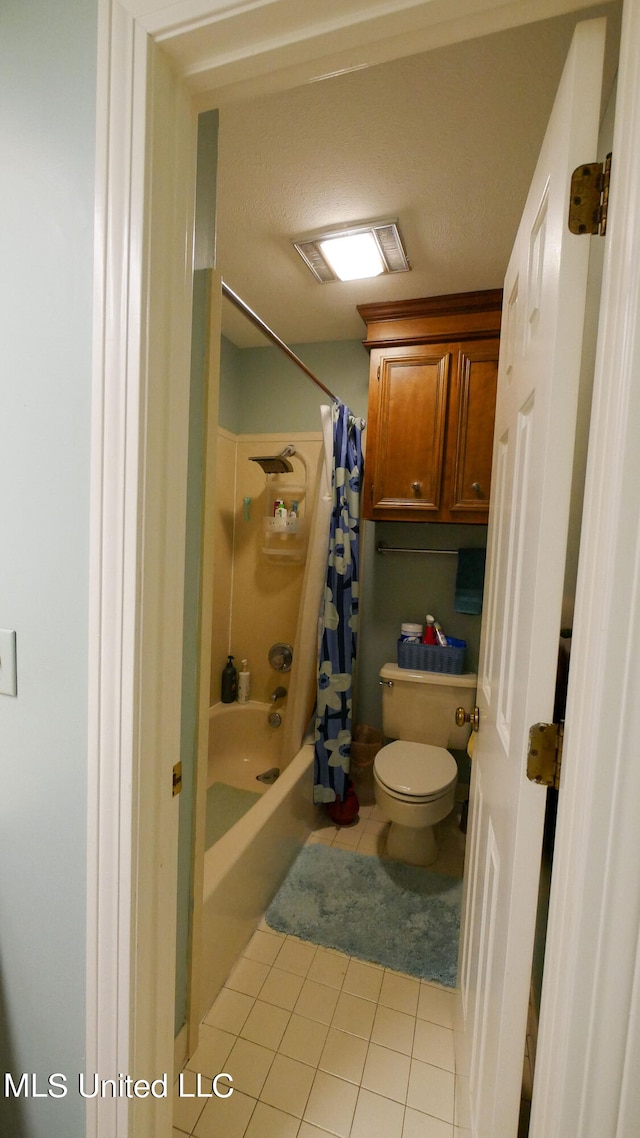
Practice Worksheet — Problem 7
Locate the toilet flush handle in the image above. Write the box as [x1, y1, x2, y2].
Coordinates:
[456, 706, 480, 732]
[379, 678, 394, 687]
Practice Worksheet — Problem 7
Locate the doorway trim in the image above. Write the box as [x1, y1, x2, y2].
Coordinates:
[89, 2, 640, 1135]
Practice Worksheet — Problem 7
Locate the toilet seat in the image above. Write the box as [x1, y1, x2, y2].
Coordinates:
[374, 740, 457, 802]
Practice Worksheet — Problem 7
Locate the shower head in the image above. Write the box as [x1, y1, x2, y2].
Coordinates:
[249, 445, 296, 475]
[249, 455, 293, 474]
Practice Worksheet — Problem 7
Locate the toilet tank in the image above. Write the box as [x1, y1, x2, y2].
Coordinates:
[380, 663, 477, 749]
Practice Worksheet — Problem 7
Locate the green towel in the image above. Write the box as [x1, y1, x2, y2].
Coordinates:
[454, 547, 486, 614]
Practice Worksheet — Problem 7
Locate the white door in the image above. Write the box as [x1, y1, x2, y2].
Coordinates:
[458, 19, 605, 1136]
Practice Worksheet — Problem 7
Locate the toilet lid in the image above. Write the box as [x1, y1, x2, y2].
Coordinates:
[374, 741, 457, 798]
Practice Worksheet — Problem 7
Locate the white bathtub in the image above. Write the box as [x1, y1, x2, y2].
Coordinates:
[200, 702, 316, 1017]
[208, 700, 288, 792]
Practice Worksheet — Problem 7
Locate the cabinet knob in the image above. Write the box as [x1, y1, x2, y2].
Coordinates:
[471, 482, 483, 498]
[411, 481, 422, 496]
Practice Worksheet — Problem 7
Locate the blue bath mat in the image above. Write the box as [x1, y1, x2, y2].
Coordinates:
[265, 844, 462, 987]
[206, 782, 261, 848]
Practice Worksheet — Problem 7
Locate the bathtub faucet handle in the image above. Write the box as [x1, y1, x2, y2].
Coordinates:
[271, 686, 287, 702]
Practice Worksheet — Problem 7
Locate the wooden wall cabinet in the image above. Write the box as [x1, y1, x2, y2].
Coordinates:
[358, 290, 502, 524]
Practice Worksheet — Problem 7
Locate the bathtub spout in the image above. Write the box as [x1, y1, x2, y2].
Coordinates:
[270, 686, 287, 702]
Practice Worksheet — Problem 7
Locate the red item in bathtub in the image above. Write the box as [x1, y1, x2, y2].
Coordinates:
[326, 783, 360, 826]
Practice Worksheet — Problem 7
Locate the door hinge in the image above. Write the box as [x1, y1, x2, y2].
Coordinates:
[568, 152, 611, 236]
[172, 761, 183, 796]
[526, 722, 563, 790]
[377, 364, 381, 380]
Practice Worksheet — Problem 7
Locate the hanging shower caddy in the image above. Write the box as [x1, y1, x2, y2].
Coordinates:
[249, 445, 308, 562]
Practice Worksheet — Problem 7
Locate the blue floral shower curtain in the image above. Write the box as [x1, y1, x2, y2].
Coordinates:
[314, 401, 364, 805]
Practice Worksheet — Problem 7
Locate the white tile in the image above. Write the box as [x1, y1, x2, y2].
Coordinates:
[244, 1101, 300, 1138]
[356, 832, 383, 855]
[303, 1070, 359, 1138]
[417, 985, 455, 1029]
[258, 917, 286, 938]
[361, 1042, 411, 1103]
[331, 991, 376, 1039]
[298, 1123, 335, 1138]
[243, 929, 285, 966]
[403, 1106, 454, 1138]
[365, 819, 390, 837]
[278, 1013, 329, 1067]
[407, 1059, 455, 1124]
[223, 1038, 276, 1099]
[259, 1053, 316, 1117]
[350, 1088, 404, 1138]
[369, 805, 390, 822]
[259, 966, 306, 1011]
[343, 959, 384, 1002]
[226, 956, 271, 998]
[294, 979, 340, 1025]
[306, 830, 333, 845]
[331, 823, 364, 846]
[239, 1000, 291, 1050]
[274, 938, 317, 977]
[380, 971, 421, 1016]
[186, 1023, 236, 1079]
[173, 1071, 208, 1135]
[312, 820, 339, 837]
[307, 946, 350, 989]
[371, 1004, 416, 1056]
[205, 987, 255, 1034]
[413, 1020, 455, 1073]
[318, 1027, 368, 1084]
[192, 1088, 257, 1138]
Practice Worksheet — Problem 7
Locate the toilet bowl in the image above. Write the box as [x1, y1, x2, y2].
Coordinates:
[375, 663, 477, 867]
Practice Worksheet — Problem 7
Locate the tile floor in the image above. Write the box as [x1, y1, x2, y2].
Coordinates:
[174, 802, 470, 1138]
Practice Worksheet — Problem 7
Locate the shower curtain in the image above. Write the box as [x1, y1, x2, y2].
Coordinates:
[313, 401, 364, 806]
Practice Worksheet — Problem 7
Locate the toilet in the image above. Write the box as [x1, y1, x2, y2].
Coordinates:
[373, 663, 477, 867]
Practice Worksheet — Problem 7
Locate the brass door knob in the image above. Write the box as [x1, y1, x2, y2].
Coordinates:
[456, 705, 480, 732]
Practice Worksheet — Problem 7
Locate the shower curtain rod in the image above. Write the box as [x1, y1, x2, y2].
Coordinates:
[221, 280, 340, 403]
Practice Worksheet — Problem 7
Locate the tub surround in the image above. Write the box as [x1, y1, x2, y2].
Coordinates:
[210, 428, 323, 707]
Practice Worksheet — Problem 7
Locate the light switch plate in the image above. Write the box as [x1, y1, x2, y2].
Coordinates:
[0, 628, 17, 696]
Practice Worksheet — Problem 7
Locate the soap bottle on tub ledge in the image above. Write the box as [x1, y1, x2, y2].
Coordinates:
[238, 659, 251, 704]
[221, 655, 237, 703]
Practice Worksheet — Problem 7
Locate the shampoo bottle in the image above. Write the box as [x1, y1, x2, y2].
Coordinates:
[221, 655, 237, 703]
[238, 659, 250, 704]
[422, 615, 437, 645]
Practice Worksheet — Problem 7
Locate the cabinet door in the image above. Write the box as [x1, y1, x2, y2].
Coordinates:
[442, 339, 499, 522]
[365, 348, 450, 520]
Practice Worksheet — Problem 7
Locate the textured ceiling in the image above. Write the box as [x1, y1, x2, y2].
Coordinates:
[215, 4, 620, 347]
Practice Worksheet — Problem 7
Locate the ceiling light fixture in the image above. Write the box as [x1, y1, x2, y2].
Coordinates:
[293, 219, 410, 283]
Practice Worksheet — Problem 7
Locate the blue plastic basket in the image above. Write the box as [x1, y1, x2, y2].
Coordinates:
[397, 638, 466, 675]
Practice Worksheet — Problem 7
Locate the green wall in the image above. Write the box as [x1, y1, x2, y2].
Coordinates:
[219, 335, 243, 433]
[356, 521, 486, 732]
[220, 335, 370, 431]
[0, 2, 97, 1135]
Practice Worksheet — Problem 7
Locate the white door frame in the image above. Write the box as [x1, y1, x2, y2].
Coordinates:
[89, 2, 640, 1135]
